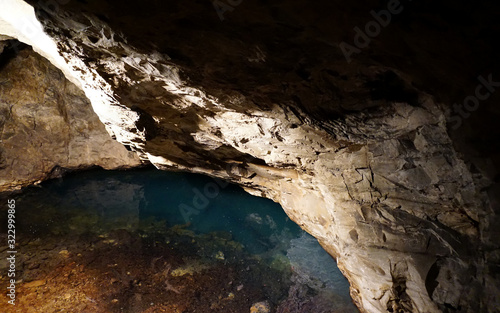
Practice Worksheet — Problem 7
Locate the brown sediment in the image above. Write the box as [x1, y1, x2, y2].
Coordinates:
[0, 226, 294, 313]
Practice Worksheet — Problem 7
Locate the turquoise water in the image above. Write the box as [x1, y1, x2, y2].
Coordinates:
[1, 167, 357, 312]
[17, 168, 302, 254]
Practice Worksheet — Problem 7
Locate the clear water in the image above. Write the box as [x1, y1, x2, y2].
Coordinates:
[1, 167, 357, 312]
[17, 168, 302, 254]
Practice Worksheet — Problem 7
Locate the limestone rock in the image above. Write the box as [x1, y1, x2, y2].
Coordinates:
[0, 46, 142, 191]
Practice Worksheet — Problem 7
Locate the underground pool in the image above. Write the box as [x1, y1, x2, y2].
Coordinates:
[0, 167, 358, 313]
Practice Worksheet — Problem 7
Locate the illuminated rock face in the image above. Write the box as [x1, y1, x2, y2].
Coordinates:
[1, 0, 499, 312]
[0, 45, 142, 190]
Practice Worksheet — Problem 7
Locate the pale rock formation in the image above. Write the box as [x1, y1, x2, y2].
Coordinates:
[1, 0, 499, 312]
[0, 45, 142, 190]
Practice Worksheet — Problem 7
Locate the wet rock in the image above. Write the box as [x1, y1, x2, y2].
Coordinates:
[250, 301, 271, 313]
[24, 279, 46, 288]
[170, 260, 211, 277]
[215, 251, 225, 260]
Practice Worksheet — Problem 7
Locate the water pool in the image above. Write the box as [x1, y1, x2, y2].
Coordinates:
[0, 168, 357, 313]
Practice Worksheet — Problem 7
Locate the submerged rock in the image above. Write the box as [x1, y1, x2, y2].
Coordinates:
[23, 279, 46, 288]
[250, 301, 271, 313]
[170, 260, 211, 277]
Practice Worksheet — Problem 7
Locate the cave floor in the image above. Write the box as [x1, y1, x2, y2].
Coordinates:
[0, 215, 356, 313]
[0, 225, 293, 312]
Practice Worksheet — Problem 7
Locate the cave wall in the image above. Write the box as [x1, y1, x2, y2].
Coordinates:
[1, 0, 499, 312]
[0, 43, 142, 190]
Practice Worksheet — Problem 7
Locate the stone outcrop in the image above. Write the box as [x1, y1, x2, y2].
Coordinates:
[1, 0, 499, 312]
[0, 43, 142, 190]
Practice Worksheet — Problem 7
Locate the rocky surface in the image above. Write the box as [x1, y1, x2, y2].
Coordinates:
[1, 0, 499, 312]
[0, 203, 297, 313]
[0, 43, 142, 191]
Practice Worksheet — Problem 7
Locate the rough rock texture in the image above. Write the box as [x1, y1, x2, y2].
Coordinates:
[1, 0, 499, 312]
[0, 44, 142, 190]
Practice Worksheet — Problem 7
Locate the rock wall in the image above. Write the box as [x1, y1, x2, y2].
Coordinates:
[0, 43, 142, 191]
[1, 0, 499, 312]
